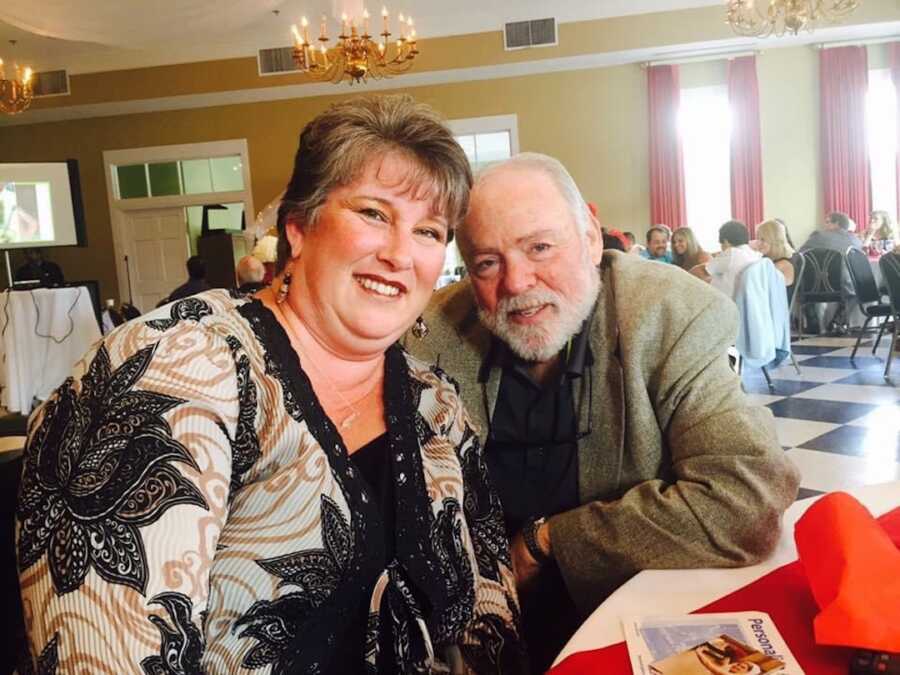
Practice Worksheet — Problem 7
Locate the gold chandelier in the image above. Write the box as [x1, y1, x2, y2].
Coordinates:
[726, 0, 861, 38]
[0, 44, 33, 115]
[291, 7, 419, 85]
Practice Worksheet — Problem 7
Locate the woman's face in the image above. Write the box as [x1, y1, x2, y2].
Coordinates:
[285, 153, 450, 356]
[672, 235, 687, 255]
[757, 236, 772, 256]
[871, 213, 885, 229]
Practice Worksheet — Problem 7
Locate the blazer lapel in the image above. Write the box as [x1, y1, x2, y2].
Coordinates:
[577, 269, 626, 503]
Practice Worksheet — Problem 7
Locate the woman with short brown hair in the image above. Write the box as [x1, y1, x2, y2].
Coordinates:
[18, 95, 524, 674]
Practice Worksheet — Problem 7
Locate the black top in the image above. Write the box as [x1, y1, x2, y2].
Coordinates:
[162, 278, 211, 305]
[483, 324, 592, 673]
[350, 433, 395, 561]
[329, 433, 395, 675]
[484, 326, 591, 535]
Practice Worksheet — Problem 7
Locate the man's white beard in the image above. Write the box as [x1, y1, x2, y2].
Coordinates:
[478, 260, 600, 363]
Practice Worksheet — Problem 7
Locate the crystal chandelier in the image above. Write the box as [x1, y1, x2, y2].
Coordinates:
[726, 0, 861, 38]
[0, 42, 33, 115]
[291, 7, 419, 85]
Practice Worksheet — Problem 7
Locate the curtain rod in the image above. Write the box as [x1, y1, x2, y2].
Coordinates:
[643, 50, 759, 67]
[817, 36, 899, 49]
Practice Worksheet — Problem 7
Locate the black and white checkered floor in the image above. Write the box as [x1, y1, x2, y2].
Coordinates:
[741, 335, 900, 499]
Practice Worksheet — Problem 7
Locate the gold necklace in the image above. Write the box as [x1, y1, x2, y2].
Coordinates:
[275, 299, 379, 430]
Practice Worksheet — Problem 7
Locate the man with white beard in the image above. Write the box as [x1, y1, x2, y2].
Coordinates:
[406, 153, 799, 672]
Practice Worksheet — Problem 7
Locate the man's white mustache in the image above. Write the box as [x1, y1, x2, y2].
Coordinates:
[496, 290, 560, 314]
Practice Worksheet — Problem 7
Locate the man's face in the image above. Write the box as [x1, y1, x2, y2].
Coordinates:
[648, 231, 669, 257]
[461, 166, 603, 363]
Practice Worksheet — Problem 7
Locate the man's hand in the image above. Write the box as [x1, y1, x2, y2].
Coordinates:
[510, 522, 552, 590]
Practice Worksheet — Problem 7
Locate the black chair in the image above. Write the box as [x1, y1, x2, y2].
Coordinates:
[845, 247, 892, 360]
[797, 248, 849, 335]
[878, 253, 900, 379]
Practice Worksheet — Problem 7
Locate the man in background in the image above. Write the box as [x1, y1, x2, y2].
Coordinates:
[235, 255, 266, 294]
[799, 211, 862, 254]
[641, 225, 673, 263]
[14, 248, 64, 286]
[159, 255, 209, 306]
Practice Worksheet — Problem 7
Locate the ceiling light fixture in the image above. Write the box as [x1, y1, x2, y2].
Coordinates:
[726, 0, 861, 38]
[291, 6, 419, 85]
[0, 41, 33, 115]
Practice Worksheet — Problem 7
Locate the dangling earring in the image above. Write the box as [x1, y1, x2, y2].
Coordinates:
[276, 265, 293, 304]
[412, 316, 429, 339]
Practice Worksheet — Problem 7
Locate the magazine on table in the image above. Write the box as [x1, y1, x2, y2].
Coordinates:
[622, 612, 804, 675]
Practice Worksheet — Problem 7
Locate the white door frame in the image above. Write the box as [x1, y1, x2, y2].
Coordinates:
[445, 114, 520, 154]
[102, 139, 255, 303]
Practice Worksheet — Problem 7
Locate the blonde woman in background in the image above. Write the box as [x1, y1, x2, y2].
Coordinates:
[671, 227, 711, 271]
[756, 219, 796, 286]
[863, 210, 899, 252]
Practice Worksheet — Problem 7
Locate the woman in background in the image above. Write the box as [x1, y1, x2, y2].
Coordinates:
[756, 219, 796, 286]
[863, 210, 899, 252]
[17, 95, 524, 674]
[671, 227, 710, 271]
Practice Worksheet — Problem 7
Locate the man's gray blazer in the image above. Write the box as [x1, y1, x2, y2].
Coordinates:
[406, 251, 801, 614]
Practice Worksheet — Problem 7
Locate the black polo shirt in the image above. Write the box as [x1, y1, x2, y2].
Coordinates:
[483, 323, 592, 536]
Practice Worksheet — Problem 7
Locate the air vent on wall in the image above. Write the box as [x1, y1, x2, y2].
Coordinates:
[503, 18, 557, 50]
[258, 46, 301, 75]
[32, 70, 70, 97]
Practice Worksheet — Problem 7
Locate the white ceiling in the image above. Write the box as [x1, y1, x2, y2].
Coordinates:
[0, 0, 725, 74]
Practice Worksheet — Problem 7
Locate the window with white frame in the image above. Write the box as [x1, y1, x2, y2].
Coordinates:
[867, 68, 898, 220]
[679, 85, 733, 252]
[441, 115, 519, 281]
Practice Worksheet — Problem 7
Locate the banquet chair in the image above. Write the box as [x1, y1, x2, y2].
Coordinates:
[797, 248, 849, 335]
[877, 253, 900, 380]
[845, 247, 891, 360]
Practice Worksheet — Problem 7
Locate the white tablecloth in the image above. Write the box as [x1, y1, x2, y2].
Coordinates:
[553, 481, 900, 667]
[1, 287, 101, 414]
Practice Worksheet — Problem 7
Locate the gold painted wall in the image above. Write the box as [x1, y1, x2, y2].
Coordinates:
[0, 63, 653, 301]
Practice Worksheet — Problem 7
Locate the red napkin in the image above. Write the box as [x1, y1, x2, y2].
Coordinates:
[794, 491, 900, 652]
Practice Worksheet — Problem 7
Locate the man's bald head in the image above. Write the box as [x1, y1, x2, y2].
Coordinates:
[236, 255, 265, 286]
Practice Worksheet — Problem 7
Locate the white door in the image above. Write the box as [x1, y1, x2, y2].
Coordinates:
[121, 208, 189, 312]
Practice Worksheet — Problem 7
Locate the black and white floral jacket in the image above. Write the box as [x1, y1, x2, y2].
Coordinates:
[16, 290, 525, 675]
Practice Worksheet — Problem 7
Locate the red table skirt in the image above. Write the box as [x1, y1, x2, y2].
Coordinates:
[549, 507, 900, 675]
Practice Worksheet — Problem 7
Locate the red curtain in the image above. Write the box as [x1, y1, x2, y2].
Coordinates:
[648, 65, 687, 229]
[820, 46, 871, 229]
[892, 43, 900, 225]
[728, 55, 765, 237]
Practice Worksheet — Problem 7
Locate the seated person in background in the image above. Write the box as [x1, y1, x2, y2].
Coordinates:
[799, 211, 863, 253]
[623, 230, 644, 255]
[17, 94, 524, 674]
[14, 248, 64, 286]
[159, 255, 210, 306]
[671, 226, 711, 271]
[235, 254, 267, 294]
[695, 220, 761, 301]
[863, 210, 899, 252]
[407, 152, 799, 672]
[640, 225, 673, 263]
[756, 219, 796, 286]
